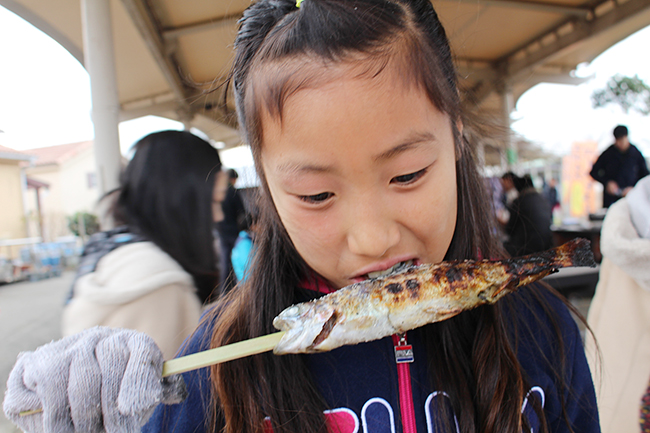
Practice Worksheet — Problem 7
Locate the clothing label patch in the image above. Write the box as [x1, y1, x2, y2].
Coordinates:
[394, 345, 414, 363]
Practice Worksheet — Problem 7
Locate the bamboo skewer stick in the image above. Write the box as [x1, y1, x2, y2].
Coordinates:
[19, 331, 287, 417]
[162, 330, 285, 376]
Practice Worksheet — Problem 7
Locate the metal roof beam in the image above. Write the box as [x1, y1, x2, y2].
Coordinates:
[162, 13, 242, 40]
[465, 0, 650, 106]
[504, 0, 650, 80]
[119, 0, 192, 114]
[437, 0, 591, 17]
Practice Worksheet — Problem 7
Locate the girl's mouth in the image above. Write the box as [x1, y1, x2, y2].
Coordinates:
[365, 260, 414, 279]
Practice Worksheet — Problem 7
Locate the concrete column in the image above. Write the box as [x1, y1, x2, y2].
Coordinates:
[178, 108, 194, 131]
[500, 85, 517, 170]
[81, 0, 122, 195]
[500, 148, 508, 173]
[181, 115, 192, 131]
[476, 140, 486, 173]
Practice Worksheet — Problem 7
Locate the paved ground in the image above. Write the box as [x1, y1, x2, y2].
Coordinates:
[0, 271, 74, 433]
[0, 271, 593, 433]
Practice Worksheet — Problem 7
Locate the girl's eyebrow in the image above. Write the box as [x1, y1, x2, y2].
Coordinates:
[275, 131, 437, 175]
[276, 161, 335, 175]
[374, 132, 437, 162]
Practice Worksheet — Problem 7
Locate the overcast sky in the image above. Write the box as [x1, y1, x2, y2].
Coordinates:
[0, 5, 183, 156]
[1, 5, 649, 158]
[511, 24, 650, 157]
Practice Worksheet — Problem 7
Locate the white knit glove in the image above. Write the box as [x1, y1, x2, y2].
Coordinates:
[3, 327, 187, 433]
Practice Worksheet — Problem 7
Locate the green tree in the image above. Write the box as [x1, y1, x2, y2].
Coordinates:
[67, 212, 100, 237]
[591, 74, 650, 115]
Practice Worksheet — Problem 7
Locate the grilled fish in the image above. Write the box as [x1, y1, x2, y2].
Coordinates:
[273, 238, 596, 354]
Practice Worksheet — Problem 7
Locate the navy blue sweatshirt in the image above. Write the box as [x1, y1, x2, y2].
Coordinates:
[143, 284, 600, 433]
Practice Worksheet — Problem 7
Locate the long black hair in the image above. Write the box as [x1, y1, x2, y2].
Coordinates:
[113, 130, 221, 303]
[208, 0, 579, 432]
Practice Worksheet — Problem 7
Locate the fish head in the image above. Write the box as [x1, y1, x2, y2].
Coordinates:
[273, 302, 338, 354]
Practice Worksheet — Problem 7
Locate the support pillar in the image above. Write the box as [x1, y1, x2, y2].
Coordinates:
[178, 108, 194, 131]
[81, 0, 122, 195]
[500, 84, 517, 170]
[476, 140, 486, 173]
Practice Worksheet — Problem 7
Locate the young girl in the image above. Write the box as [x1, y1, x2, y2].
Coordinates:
[3, 0, 599, 432]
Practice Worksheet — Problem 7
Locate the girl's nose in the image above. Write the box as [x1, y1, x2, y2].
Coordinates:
[347, 202, 401, 258]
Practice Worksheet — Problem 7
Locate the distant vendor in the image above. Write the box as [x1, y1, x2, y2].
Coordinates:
[590, 125, 649, 208]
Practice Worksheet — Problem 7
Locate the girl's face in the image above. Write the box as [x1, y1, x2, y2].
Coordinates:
[260, 64, 458, 289]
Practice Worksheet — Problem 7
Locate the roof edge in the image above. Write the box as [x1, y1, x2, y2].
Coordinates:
[0, 152, 33, 162]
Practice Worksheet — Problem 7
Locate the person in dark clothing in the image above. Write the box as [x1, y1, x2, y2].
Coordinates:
[215, 168, 246, 293]
[590, 125, 649, 208]
[504, 175, 553, 256]
[543, 177, 559, 210]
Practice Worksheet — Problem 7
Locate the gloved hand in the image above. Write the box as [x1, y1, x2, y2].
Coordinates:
[3, 326, 187, 433]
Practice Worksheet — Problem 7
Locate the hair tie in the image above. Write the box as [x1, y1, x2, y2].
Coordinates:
[296, 0, 304, 8]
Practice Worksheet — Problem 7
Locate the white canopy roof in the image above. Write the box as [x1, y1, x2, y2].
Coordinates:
[3, 0, 650, 150]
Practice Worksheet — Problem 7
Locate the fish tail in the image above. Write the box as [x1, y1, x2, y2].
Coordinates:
[542, 237, 597, 269]
[506, 238, 596, 271]
[498, 239, 596, 294]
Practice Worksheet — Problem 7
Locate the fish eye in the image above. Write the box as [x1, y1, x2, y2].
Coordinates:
[286, 306, 300, 316]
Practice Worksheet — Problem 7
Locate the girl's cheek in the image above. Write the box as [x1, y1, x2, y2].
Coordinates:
[281, 207, 331, 241]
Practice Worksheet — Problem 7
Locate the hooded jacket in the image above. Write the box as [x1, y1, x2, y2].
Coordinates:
[62, 241, 202, 359]
[585, 196, 650, 433]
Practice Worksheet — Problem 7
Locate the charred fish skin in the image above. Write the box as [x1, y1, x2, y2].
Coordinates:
[273, 238, 596, 355]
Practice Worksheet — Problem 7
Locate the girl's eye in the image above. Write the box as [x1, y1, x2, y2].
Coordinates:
[391, 167, 428, 185]
[299, 192, 334, 204]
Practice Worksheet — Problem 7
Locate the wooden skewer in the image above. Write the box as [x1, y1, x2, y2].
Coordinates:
[162, 330, 285, 376]
[18, 409, 42, 417]
[19, 331, 286, 417]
